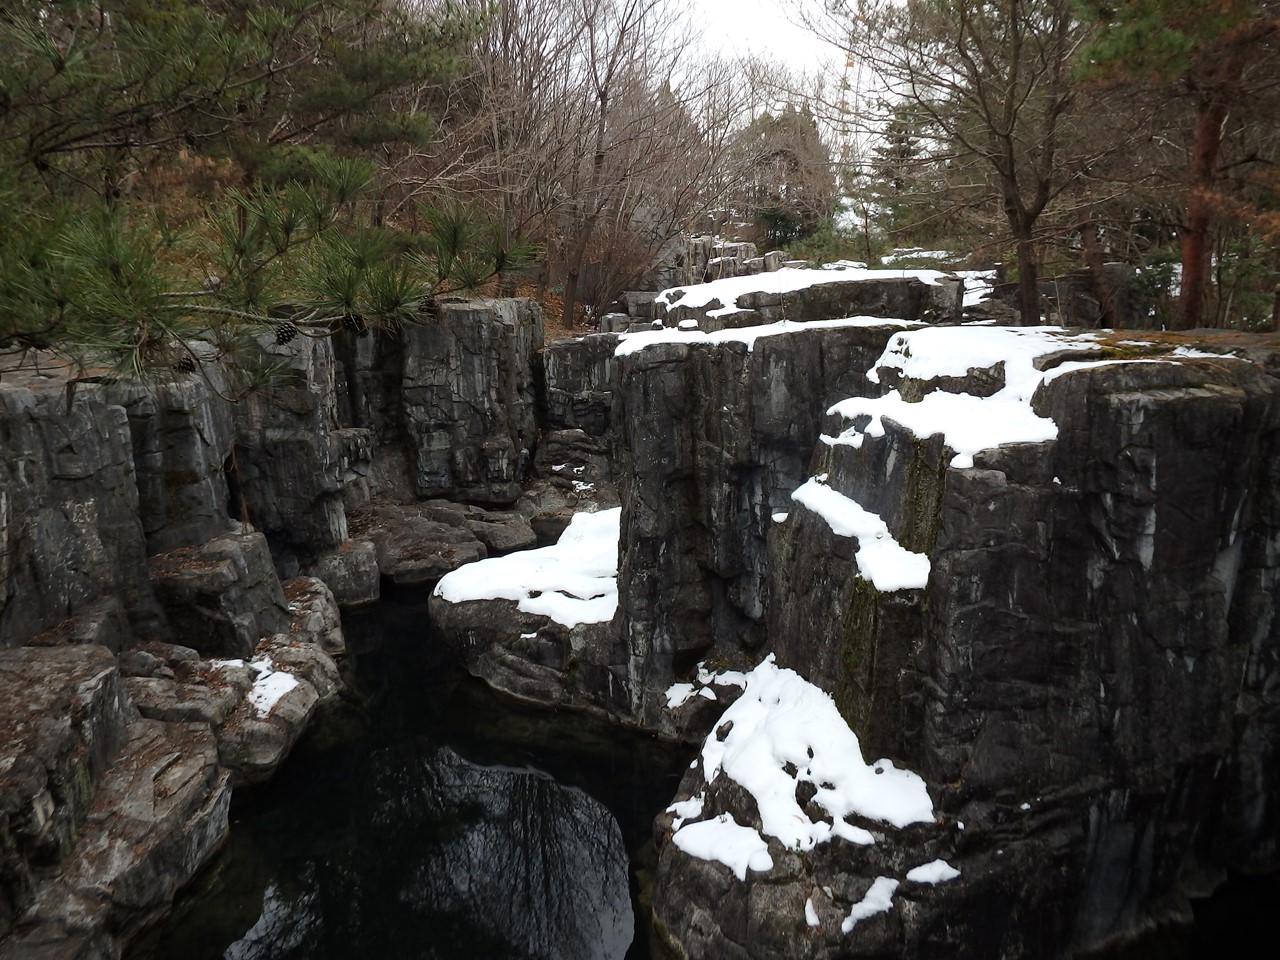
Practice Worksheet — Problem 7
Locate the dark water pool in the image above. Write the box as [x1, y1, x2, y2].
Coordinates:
[126, 588, 1276, 960]
[127, 588, 692, 960]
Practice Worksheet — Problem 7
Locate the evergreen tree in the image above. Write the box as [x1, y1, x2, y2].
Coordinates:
[0, 1, 527, 385]
[1082, 0, 1280, 329]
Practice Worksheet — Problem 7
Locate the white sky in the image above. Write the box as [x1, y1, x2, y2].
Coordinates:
[695, 0, 840, 73]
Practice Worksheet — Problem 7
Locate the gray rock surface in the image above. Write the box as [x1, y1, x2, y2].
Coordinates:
[655, 346, 1280, 958]
[654, 273, 962, 331]
[349, 502, 487, 585]
[518, 429, 620, 545]
[401, 298, 543, 503]
[233, 335, 349, 557]
[613, 322, 914, 728]
[0, 377, 165, 649]
[147, 531, 290, 659]
[107, 377, 236, 555]
[304, 539, 381, 608]
[541, 333, 621, 436]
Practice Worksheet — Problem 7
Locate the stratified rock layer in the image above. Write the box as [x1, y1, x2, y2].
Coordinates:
[613, 322, 916, 727]
[654, 339, 1280, 959]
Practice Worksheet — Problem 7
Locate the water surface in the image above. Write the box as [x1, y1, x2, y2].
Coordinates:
[128, 589, 691, 960]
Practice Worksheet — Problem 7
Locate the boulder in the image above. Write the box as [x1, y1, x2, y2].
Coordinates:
[304, 539, 381, 608]
[349, 502, 487, 585]
[147, 531, 290, 659]
[652, 270, 962, 332]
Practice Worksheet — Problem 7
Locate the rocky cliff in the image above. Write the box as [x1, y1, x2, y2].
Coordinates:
[0, 297, 550, 958]
[7, 267, 1279, 960]
[648, 327, 1280, 958]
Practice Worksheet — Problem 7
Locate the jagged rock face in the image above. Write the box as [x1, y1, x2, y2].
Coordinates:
[654, 275, 962, 332]
[401, 298, 543, 504]
[234, 334, 349, 560]
[0, 378, 166, 648]
[613, 324, 913, 728]
[541, 333, 621, 436]
[660, 347, 1280, 958]
[107, 379, 237, 556]
[0, 645, 133, 936]
[147, 532, 291, 659]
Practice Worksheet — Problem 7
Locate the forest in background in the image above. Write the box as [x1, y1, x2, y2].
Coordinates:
[1, 0, 1277, 386]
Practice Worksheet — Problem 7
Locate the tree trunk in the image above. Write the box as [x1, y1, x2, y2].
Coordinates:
[1080, 215, 1118, 328]
[1177, 34, 1256, 330]
[1015, 235, 1040, 325]
[1178, 102, 1223, 330]
[561, 234, 589, 328]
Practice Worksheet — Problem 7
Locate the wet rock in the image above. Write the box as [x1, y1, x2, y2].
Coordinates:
[147, 531, 290, 659]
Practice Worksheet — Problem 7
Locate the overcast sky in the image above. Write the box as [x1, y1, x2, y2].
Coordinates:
[695, 0, 840, 72]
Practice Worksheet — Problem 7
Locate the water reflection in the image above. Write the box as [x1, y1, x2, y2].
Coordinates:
[218, 745, 631, 960]
[127, 590, 682, 960]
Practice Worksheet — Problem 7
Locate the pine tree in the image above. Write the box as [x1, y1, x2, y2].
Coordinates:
[1082, 0, 1280, 329]
[0, 1, 530, 386]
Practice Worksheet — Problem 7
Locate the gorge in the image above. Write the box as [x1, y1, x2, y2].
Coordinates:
[2, 265, 1277, 959]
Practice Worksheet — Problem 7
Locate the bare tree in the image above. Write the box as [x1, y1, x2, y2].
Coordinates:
[806, 0, 1098, 323]
[389, 0, 757, 322]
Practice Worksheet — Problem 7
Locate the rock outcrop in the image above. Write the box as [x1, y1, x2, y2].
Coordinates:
[400, 298, 543, 503]
[612, 320, 918, 728]
[0, 373, 166, 648]
[651, 328, 1280, 958]
[652, 268, 963, 331]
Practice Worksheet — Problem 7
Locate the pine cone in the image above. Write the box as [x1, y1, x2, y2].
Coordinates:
[340, 314, 368, 336]
[274, 320, 299, 345]
[172, 356, 196, 374]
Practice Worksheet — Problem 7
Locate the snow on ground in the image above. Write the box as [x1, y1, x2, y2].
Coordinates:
[841, 877, 900, 933]
[615, 315, 919, 358]
[247, 663, 299, 716]
[790, 475, 931, 591]
[825, 326, 1101, 469]
[671, 813, 774, 881]
[212, 656, 300, 717]
[880, 248, 952, 265]
[668, 656, 934, 885]
[906, 859, 962, 884]
[433, 508, 620, 628]
[652, 266, 956, 320]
